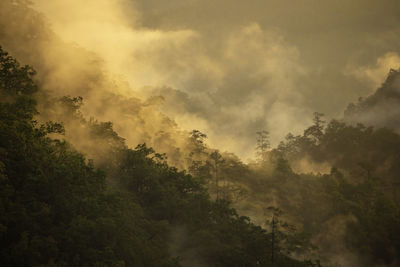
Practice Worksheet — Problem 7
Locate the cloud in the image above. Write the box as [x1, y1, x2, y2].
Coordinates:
[144, 23, 312, 159]
[5, 0, 400, 162]
[31, 0, 315, 159]
[33, 0, 208, 90]
[0, 0, 195, 168]
[346, 52, 400, 91]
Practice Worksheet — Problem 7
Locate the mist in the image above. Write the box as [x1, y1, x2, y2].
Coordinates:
[1, 1, 400, 266]
[15, 0, 397, 160]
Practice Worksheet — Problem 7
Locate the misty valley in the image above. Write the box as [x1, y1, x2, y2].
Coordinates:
[1, 1, 400, 267]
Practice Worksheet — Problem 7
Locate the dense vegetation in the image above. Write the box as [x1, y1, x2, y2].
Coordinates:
[0, 47, 323, 266]
[174, 87, 400, 266]
[1, 1, 399, 266]
[187, 111, 400, 266]
[274, 113, 400, 266]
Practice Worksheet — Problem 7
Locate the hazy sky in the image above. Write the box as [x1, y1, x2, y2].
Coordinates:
[33, 0, 400, 159]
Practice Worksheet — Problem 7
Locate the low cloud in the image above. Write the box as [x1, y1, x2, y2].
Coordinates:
[346, 52, 400, 92]
[144, 24, 312, 159]
[5, 0, 400, 162]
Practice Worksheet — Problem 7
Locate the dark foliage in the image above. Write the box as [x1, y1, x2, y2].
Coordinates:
[0, 46, 317, 266]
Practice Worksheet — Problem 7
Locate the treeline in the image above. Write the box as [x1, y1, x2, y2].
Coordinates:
[0, 47, 320, 266]
[2, 42, 399, 266]
[190, 110, 400, 266]
[274, 112, 400, 266]
[179, 110, 400, 266]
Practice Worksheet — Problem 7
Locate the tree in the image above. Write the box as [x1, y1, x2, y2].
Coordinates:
[209, 150, 224, 200]
[256, 130, 270, 162]
[187, 129, 210, 178]
[265, 207, 316, 266]
[304, 112, 325, 144]
[0, 46, 38, 96]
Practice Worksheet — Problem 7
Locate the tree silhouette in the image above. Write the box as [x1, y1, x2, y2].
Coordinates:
[210, 150, 224, 200]
[256, 130, 270, 162]
[304, 112, 325, 144]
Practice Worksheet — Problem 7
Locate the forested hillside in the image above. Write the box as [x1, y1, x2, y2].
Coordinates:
[1, 1, 400, 267]
[181, 110, 400, 267]
[0, 47, 319, 266]
[345, 68, 400, 132]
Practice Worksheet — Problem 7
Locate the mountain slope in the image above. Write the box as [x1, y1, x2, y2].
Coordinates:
[345, 68, 400, 131]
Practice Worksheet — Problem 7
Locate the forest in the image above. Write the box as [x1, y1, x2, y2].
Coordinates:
[0, 45, 324, 266]
[1, 1, 400, 267]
